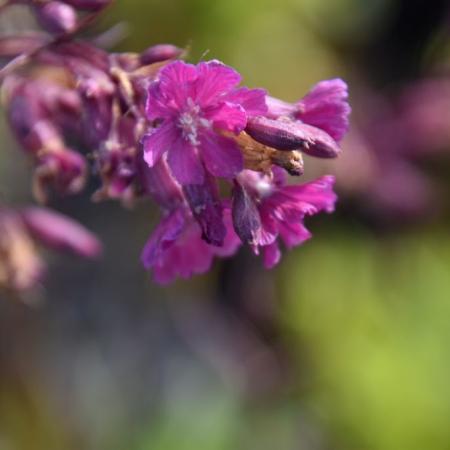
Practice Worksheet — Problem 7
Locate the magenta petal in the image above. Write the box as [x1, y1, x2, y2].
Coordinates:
[204, 101, 247, 133]
[266, 96, 297, 118]
[146, 83, 174, 120]
[262, 242, 281, 269]
[296, 78, 351, 142]
[195, 60, 241, 106]
[278, 220, 312, 249]
[141, 209, 185, 269]
[225, 87, 268, 116]
[167, 137, 205, 185]
[21, 207, 102, 258]
[142, 122, 177, 167]
[286, 175, 337, 214]
[200, 132, 243, 179]
[158, 60, 197, 109]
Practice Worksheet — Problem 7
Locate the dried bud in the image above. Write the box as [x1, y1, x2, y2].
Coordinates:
[229, 131, 304, 175]
[21, 207, 102, 259]
[33, 1, 78, 35]
[231, 181, 261, 245]
[139, 44, 184, 66]
[271, 150, 304, 176]
[0, 211, 45, 292]
[245, 116, 340, 158]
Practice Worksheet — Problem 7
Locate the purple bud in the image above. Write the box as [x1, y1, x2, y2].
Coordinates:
[246, 117, 341, 158]
[21, 207, 102, 259]
[60, 0, 111, 11]
[183, 176, 226, 246]
[139, 44, 183, 66]
[231, 181, 261, 245]
[34, 1, 78, 35]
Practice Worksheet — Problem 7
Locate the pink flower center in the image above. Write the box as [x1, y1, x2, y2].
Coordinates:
[177, 98, 210, 146]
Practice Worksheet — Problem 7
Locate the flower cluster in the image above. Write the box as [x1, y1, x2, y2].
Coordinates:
[0, 0, 350, 287]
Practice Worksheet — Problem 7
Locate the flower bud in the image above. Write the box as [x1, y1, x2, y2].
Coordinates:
[231, 180, 262, 246]
[34, 1, 78, 35]
[21, 207, 102, 259]
[245, 117, 340, 158]
[183, 176, 226, 246]
[139, 44, 183, 66]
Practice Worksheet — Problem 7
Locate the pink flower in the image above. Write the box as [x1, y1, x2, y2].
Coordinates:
[266, 78, 351, 143]
[232, 168, 337, 268]
[143, 60, 267, 185]
[141, 206, 240, 284]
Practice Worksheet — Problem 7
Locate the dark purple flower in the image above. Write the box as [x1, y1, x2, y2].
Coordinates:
[266, 78, 351, 143]
[232, 168, 337, 268]
[143, 60, 267, 185]
[141, 206, 240, 284]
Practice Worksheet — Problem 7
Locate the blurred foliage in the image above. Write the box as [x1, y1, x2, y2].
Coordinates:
[281, 226, 450, 450]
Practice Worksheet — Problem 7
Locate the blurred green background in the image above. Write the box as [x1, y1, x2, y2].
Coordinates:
[1, 0, 450, 449]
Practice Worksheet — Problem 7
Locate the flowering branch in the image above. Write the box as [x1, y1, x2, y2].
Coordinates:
[0, 0, 351, 290]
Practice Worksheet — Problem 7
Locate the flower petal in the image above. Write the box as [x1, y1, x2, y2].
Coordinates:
[225, 87, 268, 116]
[195, 60, 241, 106]
[158, 60, 197, 109]
[204, 101, 247, 133]
[262, 242, 281, 269]
[296, 78, 351, 142]
[200, 132, 243, 179]
[142, 121, 177, 167]
[167, 137, 205, 185]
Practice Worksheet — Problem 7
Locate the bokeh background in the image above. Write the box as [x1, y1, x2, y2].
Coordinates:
[1, 0, 450, 449]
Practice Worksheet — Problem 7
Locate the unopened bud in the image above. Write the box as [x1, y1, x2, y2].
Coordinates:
[245, 116, 340, 158]
[21, 207, 102, 259]
[183, 177, 226, 246]
[34, 1, 78, 35]
[231, 181, 261, 245]
[139, 44, 183, 66]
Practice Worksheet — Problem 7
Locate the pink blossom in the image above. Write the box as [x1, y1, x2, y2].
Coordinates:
[141, 206, 240, 284]
[266, 78, 350, 143]
[143, 60, 267, 185]
[232, 168, 337, 268]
